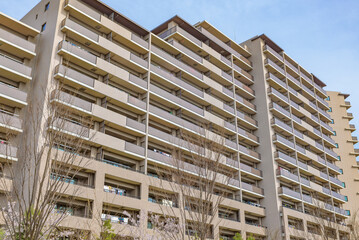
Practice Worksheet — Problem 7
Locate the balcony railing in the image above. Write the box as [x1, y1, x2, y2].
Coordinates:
[0, 54, 32, 78]
[0, 110, 22, 130]
[0, 83, 27, 104]
[329, 176, 343, 187]
[236, 111, 258, 126]
[58, 40, 97, 64]
[237, 127, 259, 142]
[150, 85, 204, 116]
[265, 58, 285, 75]
[300, 72, 312, 84]
[284, 59, 299, 73]
[273, 134, 295, 149]
[238, 144, 260, 160]
[275, 151, 297, 165]
[0, 142, 17, 159]
[61, 18, 99, 42]
[263, 45, 283, 61]
[159, 26, 202, 47]
[151, 64, 204, 98]
[279, 187, 301, 200]
[268, 87, 289, 103]
[65, 0, 101, 21]
[51, 90, 92, 112]
[331, 191, 346, 201]
[286, 73, 301, 87]
[272, 118, 292, 132]
[277, 168, 299, 182]
[270, 102, 291, 118]
[0, 27, 36, 53]
[235, 94, 256, 111]
[240, 163, 262, 177]
[267, 73, 286, 88]
[151, 45, 202, 80]
[242, 182, 264, 195]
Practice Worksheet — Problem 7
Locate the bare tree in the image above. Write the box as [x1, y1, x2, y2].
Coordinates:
[0, 80, 94, 239]
[348, 209, 359, 240]
[148, 126, 237, 240]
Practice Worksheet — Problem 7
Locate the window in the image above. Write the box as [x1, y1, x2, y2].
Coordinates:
[342, 182, 346, 188]
[331, 119, 334, 124]
[337, 156, 341, 161]
[339, 169, 343, 174]
[35, 14, 38, 20]
[328, 107, 332, 112]
[345, 210, 351, 216]
[326, 96, 330, 101]
[41, 23, 46, 32]
[45, 2, 50, 11]
[333, 131, 336, 136]
[335, 143, 339, 148]
[344, 196, 348, 202]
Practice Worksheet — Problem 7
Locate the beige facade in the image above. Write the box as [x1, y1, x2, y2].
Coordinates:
[0, 0, 354, 239]
[326, 91, 359, 217]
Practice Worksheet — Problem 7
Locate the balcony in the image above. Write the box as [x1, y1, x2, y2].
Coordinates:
[0, 54, 32, 82]
[57, 40, 97, 66]
[0, 83, 27, 107]
[0, 27, 36, 59]
[235, 94, 256, 113]
[274, 151, 297, 166]
[276, 168, 299, 183]
[331, 191, 346, 202]
[151, 64, 204, 98]
[232, 63, 253, 83]
[263, 45, 283, 62]
[268, 87, 289, 103]
[265, 58, 285, 77]
[278, 187, 301, 201]
[300, 177, 311, 187]
[169, 39, 202, 63]
[271, 118, 292, 133]
[51, 90, 92, 113]
[349, 136, 358, 144]
[316, 95, 329, 108]
[151, 45, 203, 80]
[346, 124, 356, 132]
[300, 72, 312, 85]
[341, 101, 351, 109]
[240, 163, 262, 178]
[238, 144, 261, 162]
[320, 120, 333, 132]
[159, 25, 202, 47]
[266, 73, 286, 88]
[334, 207, 347, 216]
[150, 85, 204, 116]
[327, 162, 341, 173]
[314, 82, 327, 97]
[273, 134, 295, 150]
[286, 73, 301, 88]
[0, 142, 17, 161]
[301, 84, 315, 97]
[329, 176, 344, 187]
[284, 59, 299, 74]
[269, 102, 291, 119]
[0, 110, 22, 133]
[237, 127, 259, 144]
[324, 147, 337, 159]
[242, 182, 264, 196]
[236, 111, 258, 128]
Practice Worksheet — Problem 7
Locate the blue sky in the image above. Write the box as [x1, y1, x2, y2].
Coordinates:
[2, 0, 359, 133]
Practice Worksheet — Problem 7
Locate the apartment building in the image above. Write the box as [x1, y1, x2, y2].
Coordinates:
[326, 91, 359, 217]
[0, 0, 352, 239]
[0, 12, 39, 192]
